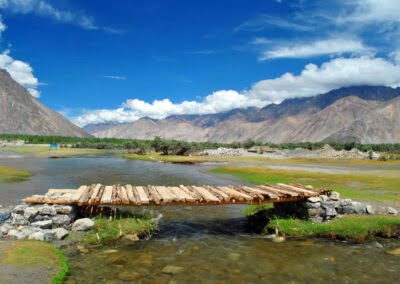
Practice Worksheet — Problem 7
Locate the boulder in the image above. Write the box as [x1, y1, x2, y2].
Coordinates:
[0, 223, 13, 235]
[325, 207, 338, 217]
[52, 228, 69, 240]
[366, 205, 376, 215]
[352, 202, 367, 214]
[23, 207, 38, 220]
[54, 205, 74, 215]
[37, 205, 57, 216]
[28, 231, 45, 241]
[340, 199, 353, 207]
[13, 205, 27, 214]
[51, 215, 71, 227]
[7, 229, 19, 237]
[17, 227, 39, 239]
[329, 191, 340, 201]
[309, 216, 323, 223]
[72, 218, 94, 231]
[11, 213, 27, 226]
[31, 220, 53, 229]
[302, 202, 321, 209]
[43, 230, 56, 241]
[307, 196, 321, 203]
[386, 207, 398, 216]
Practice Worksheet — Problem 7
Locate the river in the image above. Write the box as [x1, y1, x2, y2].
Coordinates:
[1, 155, 399, 283]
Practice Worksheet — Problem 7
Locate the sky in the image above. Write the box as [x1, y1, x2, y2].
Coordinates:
[0, 0, 400, 126]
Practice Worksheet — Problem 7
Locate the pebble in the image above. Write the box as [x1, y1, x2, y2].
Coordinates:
[162, 265, 184, 274]
[118, 271, 141, 281]
[375, 242, 383, 249]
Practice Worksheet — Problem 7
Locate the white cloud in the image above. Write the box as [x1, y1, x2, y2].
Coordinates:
[234, 14, 312, 32]
[0, 50, 41, 97]
[339, 0, 400, 24]
[73, 55, 400, 126]
[0, 0, 98, 30]
[259, 38, 372, 60]
[103, 75, 126, 80]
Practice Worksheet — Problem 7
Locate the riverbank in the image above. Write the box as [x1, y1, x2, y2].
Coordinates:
[0, 145, 109, 157]
[0, 166, 32, 182]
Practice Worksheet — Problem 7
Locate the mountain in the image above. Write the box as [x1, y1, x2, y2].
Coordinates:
[0, 69, 91, 137]
[84, 85, 400, 143]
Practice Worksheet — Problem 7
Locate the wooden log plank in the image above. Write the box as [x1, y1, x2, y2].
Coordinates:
[70, 185, 87, 203]
[259, 185, 299, 197]
[276, 183, 317, 196]
[101, 186, 113, 204]
[204, 186, 230, 201]
[154, 186, 174, 203]
[46, 189, 76, 195]
[219, 186, 253, 201]
[125, 185, 137, 204]
[179, 185, 202, 200]
[235, 186, 264, 200]
[93, 185, 105, 204]
[147, 186, 162, 204]
[89, 184, 102, 204]
[78, 185, 94, 205]
[190, 186, 220, 203]
[131, 186, 142, 204]
[136, 186, 150, 204]
[120, 186, 130, 205]
[113, 185, 122, 205]
[173, 186, 197, 202]
[241, 186, 278, 200]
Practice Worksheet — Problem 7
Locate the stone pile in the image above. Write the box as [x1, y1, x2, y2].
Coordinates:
[0, 203, 94, 241]
[317, 144, 371, 159]
[201, 147, 245, 157]
[274, 191, 398, 223]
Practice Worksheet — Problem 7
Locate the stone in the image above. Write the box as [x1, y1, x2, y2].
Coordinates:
[329, 191, 340, 201]
[162, 265, 184, 274]
[11, 213, 27, 226]
[24, 207, 38, 220]
[302, 202, 321, 209]
[340, 199, 353, 207]
[375, 242, 383, 249]
[307, 196, 321, 203]
[320, 195, 329, 202]
[37, 205, 57, 216]
[307, 208, 320, 217]
[72, 218, 94, 231]
[366, 205, 376, 215]
[43, 230, 56, 241]
[124, 234, 139, 242]
[17, 227, 38, 239]
[52, 215, 71, 227]
[386, 207, 398, 216]
[7, 229, 19, 237]
[28, 231, 45, 241]
[0, 223, 13, 235]
[0, 211, 11, 223]
[54, 205, 74, 214]
[228, 253, 240, 261]
[13, 205, 27, 214]
[31, 220, 53, 229]
[325, 207, 338, 217]
[321, 201, 336, 209]
[352, 202, 367, 214]
[309, 216, 323, 223]
[118, 271, 141, 281]
[52, 228, 69, 240]
[386, 247, 400, 256]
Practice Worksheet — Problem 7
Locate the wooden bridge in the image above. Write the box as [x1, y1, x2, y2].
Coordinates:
[25, 183, 330, 206]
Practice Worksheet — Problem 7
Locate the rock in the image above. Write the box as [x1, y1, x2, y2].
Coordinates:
[329, 191, 340, 201]
[228, 253, 240, 261]
[107, 255, 127, 265]
[7, 229, 19, 237]
[13, 205, 27, 214]
[302, 202, 321, 209]
[0, 223, 13, 235]
[162, 265, 184, 274]
[52, 227, 69, 240]
[79, 248, 89, 254]
[24, 207, 38, 220]
[375, 242, 383, 249]
[386, 207, 398, 216]
[11, 213, 27, 226]
[118, 271, 141, 281]
[0, 211, 11, 223]
[321, 201, 335, 209]
[320, 195, 329, 202]
[386, 247, 400, 256]
[307, 208, 320, 217]
[52, 215, 71, 227]
[307, 196, 321, 203]
[72, 218, 94, 231]
[309, 216, 323, 223]
[366, 205, 376, 215]
[28, 231, 45, 241]
[17, 227, 38, 239]
[31, 220, 53, 229]
[37, 205, 57, 216]
[124, 234, 139, 242]
[340, 199, 353, 207]
[43, 230, 56, 241]
[352, 202, 367, 214]
[325, 207, 337, 217]
[54, 205, 74, 214]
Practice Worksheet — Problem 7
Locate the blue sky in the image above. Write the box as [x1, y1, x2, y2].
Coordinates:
[0, 0, 399, 126]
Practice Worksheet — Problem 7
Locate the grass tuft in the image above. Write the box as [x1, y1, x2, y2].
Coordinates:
[268, 215, 400, 243]
[0, 165, 32, 182]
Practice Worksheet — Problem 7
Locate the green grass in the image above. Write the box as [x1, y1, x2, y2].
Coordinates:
[0, 165, 32, 182]
[268, 215, 400, 242]
[210, 166, 400, 203]
[85, 216, 155, 244]
[1, 241, 69, 284]
[1, 145, 108, 156]
[243, 204, 273, 217]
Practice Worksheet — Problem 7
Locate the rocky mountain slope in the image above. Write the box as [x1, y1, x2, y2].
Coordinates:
[0, 69, 91, 137]
[84, 86, 400, 143]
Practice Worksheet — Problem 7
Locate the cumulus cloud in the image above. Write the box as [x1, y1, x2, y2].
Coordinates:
[339, 0, 400, 24]
[73, 55, 400, 126]
[0, 50, 41, 97]
[259, 38, 372, 60]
